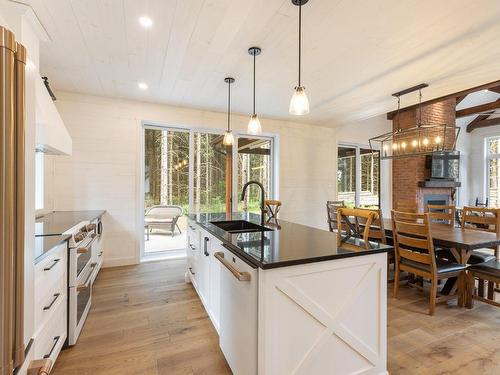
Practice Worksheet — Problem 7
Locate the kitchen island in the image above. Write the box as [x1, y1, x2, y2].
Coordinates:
[186, 212, 391, 375]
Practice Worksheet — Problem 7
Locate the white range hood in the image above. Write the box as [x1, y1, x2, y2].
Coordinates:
[35, 76, 72, 155]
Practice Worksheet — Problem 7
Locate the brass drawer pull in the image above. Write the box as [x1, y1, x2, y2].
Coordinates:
[77, 247, 89, 254]
[43, 336, 60, 359]
[214, 252, 251, 281]
[43, 258, 60, 271]
[43, 293, 61, 311]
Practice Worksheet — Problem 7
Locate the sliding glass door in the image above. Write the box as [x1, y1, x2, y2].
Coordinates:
[143, 126, 276, 259]
[235, 136, 273, 212]
[337, 144, 380, 208]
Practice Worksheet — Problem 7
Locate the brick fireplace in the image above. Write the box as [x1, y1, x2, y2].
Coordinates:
[392, 98, 457, 212]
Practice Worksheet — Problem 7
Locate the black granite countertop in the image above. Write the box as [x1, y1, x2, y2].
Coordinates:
[35, 234, 71, 264]
[188, 212, 392, 269]
[35, 210, 105, 236]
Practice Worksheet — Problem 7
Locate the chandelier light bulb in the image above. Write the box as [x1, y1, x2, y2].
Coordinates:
[401, 141, 407, 151]
[435, 136, 442, 144]
[423, 138, 429, 146]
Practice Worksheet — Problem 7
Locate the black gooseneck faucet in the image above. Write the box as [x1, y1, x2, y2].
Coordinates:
[240, 181, 266, 226]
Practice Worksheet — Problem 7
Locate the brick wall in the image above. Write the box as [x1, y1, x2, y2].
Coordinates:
[392, 98, 456, 212]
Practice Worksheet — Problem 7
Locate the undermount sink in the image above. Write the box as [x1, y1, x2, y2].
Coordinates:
[210, 220, 272, 233]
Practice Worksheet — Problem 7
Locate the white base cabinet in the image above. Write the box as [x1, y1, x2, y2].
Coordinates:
[33, 243, 68, 369]
[186, 219, 388, 375]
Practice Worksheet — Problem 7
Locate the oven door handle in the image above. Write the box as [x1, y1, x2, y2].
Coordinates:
[77, 270, 93, 292]
[76, 233, 99, 254]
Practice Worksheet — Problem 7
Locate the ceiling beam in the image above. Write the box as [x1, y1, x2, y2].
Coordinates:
[456, 99, 500, 118]
[387, 79, 500, 120]
[467, 117, 500, 133]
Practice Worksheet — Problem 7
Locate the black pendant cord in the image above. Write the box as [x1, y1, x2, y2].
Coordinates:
[298, 2, 302, 87]
[396, 95, 401, 132]
[227, 81, 231, 132]
[418, 89, 422, 127]
[253, 53, 256, 115]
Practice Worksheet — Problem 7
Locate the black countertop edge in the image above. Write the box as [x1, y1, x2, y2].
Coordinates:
[34, 234, 71, 265]
[190, 213, 391, 270]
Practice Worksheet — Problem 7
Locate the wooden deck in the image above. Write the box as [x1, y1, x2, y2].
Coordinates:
[52, 260, 499, 375]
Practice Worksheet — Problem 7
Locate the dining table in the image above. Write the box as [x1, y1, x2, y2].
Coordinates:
[382, 218, 500, 295]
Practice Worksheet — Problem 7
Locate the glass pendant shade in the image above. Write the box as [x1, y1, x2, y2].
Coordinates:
[223, 130, 234, 146]
[289, 86, 310, 115]
[247, 114, 262, 135]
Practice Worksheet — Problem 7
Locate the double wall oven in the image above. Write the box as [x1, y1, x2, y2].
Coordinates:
[65, 217, 103, 346]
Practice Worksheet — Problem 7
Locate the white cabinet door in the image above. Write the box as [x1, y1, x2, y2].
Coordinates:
[218, 245, 258, 375]
[208, 239, 222, 332]
[198, 234, 211, 307]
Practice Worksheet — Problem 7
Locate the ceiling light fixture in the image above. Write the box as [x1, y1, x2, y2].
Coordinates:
[289, 0, 310, 116]
[138, 16, 153, 28]
[369, 83, 460, 160]
[223, 77, 235, 146]
[247, 46, 262, 135]
[138, 82, 148, 90]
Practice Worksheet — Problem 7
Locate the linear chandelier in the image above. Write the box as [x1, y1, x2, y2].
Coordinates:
[369, 84, 460, 160]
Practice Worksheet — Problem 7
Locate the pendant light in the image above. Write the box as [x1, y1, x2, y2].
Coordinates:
[223, 77, 235, 146]
[247, 47, 262, 135]
[289, 0, 310, 116]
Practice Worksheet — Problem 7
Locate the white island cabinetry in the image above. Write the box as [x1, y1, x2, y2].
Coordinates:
[186, 217, 388, 375]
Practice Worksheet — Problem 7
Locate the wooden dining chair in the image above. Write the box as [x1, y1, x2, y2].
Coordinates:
[395, 199, 418, 213]
[461, 206, 500, 261]
[336, 207, 378, 250]
[265, 200, 281, 219]
[326, 200, 345, 232]
[392, 211, 466, 315]
[426, 204, 456, 227]
[462, 206, 500, 298]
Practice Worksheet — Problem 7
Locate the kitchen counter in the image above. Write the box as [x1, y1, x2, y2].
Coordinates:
[35, 210, 105, 236]
[188, 212, 391, 269]
[187, 212, 389, 374]
[34, 234, 70, 264]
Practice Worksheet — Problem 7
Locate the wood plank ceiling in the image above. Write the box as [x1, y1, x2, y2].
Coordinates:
[20, 0, 500, 126]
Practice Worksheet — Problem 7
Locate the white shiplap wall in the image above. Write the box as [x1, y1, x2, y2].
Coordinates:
[53, 92, 345, 267]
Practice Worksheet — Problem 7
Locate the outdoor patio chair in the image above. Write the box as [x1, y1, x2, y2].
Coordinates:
[145, 205, 183, 240]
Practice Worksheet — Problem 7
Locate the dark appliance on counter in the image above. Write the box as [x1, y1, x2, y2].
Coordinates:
[426, 151, 460, 180]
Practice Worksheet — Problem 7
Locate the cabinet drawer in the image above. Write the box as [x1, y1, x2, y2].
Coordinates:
[35, 243, 67, 297]
[34, 294, 67, 364]
[34, 273, 67, 331]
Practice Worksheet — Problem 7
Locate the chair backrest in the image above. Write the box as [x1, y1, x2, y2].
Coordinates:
[461, 206, 500, 233]
[265, 200, 282, 219]
[337, 207, 378, 249]
[426, 204, 456, 227]
[392, 211, 436, 272]
[356, 207, 387, 244]
[145, 205, 183, 219]
[327, 200, 345, 231]
[475, 197, 489, 207]
[394, 199, 418, 213]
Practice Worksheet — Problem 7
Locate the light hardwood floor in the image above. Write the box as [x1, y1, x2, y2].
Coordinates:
[52, 260, 499, 375]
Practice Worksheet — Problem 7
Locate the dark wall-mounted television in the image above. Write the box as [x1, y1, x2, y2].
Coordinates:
[429, 151, 460, 180]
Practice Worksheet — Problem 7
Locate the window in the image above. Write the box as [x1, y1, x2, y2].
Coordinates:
[486, 137, 500, 207]
[337, 144, 380, 208]
[35, 152, 44, 210]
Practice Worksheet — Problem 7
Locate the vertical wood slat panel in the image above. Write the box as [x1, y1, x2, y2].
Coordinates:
[0, 25, 16, 375]
[14, 42, 26, 368]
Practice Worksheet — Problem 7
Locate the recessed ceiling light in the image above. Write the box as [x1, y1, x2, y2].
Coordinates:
[138, 16, 153, 28]
[138, 82, 148, 90]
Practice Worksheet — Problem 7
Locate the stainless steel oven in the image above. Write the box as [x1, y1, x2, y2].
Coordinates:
[67, 225, 99, 346]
